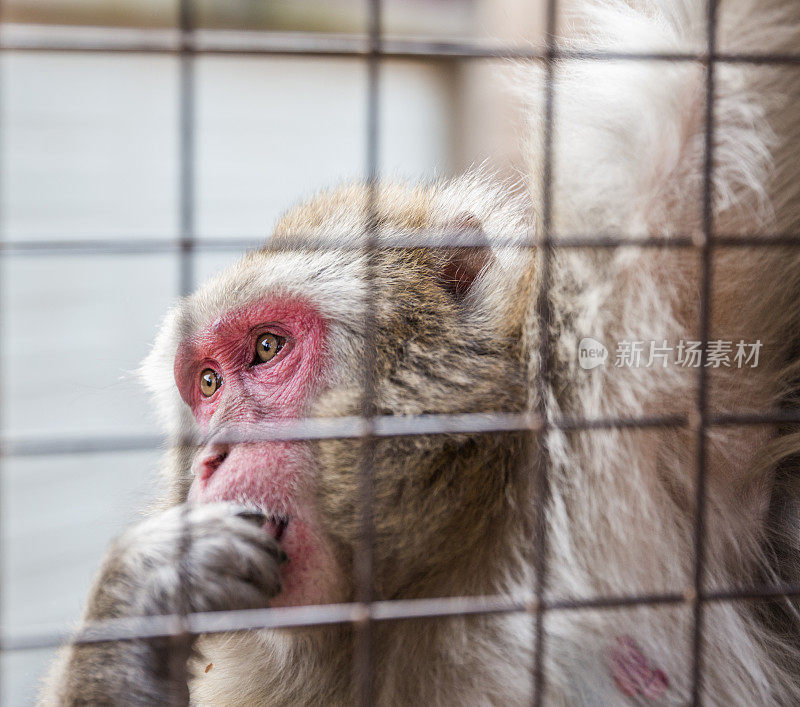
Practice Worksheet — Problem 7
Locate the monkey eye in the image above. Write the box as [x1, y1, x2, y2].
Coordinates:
[199, 368, 222, 398]
[254, 332, 286, 364]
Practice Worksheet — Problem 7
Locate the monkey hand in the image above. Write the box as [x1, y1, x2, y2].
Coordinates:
[41, 503, 286, 706]
[101, 502, 287, 618]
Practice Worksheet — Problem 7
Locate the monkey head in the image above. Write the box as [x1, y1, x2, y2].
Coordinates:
[143, 178, 533, 608]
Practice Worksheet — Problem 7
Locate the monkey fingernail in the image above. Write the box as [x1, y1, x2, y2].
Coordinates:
[235, 510, 267, 525]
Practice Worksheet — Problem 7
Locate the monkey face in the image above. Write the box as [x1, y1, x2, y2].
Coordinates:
[144, 179, 532, 606]
[172, 298, 343, 607]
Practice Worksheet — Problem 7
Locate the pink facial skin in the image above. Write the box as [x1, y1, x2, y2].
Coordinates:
[174, 299, 342, 607]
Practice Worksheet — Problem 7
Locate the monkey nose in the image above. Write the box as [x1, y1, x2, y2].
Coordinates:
[196, 444, 230, 481]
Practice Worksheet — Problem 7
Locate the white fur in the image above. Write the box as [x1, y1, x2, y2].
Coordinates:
[73, 0, 800, 704]
[518, 0, 800, 704]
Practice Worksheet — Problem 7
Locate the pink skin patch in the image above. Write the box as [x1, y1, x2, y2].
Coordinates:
[609, 635, 669, 700]
[175, 299, 342, 607]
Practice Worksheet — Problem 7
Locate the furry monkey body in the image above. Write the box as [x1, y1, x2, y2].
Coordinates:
[43, 0, 800, 704]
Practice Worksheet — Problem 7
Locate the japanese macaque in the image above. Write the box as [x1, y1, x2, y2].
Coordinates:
[42, 0, 800, 704]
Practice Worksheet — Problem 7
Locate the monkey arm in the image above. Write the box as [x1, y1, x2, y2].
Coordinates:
[39, 503, 286, 705]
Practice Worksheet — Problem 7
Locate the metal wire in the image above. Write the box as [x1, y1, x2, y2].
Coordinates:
[7, 583, 800, 654]
[0, 1, 798, 705]
[7, 408, 800, 458]
[353, 0, 382, 702]
[688, 2, 718, 703]
[178, 6, 196, 296]
[2, 23, 800, 65]
[0, 4, 5, 701]
[168, 0, 198, 700]
[531, 0, 558, 702]
[3, 232, 800, 257]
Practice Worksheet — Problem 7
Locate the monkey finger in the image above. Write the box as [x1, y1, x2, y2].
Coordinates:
[224, 516, 289, 565]
[234, 509, 268, 526]
[196, 576, 276, 614]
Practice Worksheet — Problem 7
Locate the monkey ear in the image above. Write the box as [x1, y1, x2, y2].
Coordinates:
[436, 214, 494, 301]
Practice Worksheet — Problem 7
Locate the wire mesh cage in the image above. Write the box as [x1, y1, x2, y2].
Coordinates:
[2, 0, 800, 704]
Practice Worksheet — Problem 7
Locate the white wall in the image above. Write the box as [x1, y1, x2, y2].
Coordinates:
[0, 50, 455, 704]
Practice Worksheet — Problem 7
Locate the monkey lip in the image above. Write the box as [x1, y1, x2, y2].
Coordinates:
[265, 514, 289, 542]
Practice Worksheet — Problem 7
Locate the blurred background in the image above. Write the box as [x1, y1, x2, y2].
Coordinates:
[0, 0, 544, 702]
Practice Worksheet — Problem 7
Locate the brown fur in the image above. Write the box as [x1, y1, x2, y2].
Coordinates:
[41, 0, 800, 703]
